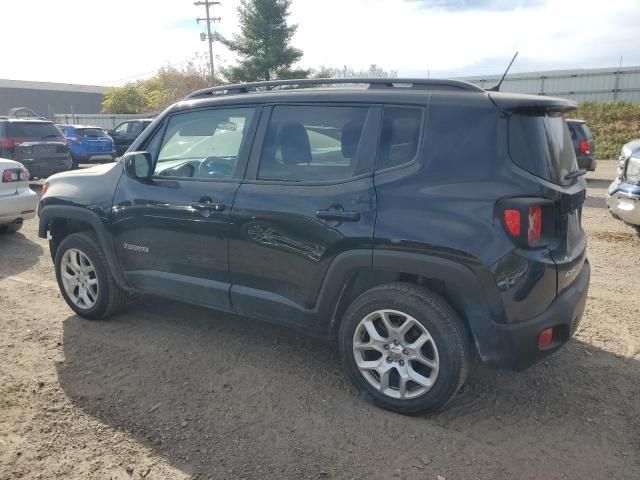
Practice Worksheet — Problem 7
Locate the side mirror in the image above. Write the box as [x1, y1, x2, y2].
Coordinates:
[123, 151, 153, 180]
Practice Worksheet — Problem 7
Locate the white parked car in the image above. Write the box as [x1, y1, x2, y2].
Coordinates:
[0, 158, 37, 233]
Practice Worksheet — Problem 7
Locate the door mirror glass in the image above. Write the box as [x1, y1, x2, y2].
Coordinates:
[123, 151, 153, 180]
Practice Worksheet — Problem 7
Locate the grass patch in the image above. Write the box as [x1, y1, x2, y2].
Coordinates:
[568, 102, 640, 160]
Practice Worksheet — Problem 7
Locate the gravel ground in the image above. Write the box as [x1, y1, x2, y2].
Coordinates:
[1, 161, 639, 480]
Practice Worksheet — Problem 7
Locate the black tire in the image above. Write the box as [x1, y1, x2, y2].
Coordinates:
[0, 221, 22, 234]
[339, 282, 470, 415]
[54, 232, 129, 320]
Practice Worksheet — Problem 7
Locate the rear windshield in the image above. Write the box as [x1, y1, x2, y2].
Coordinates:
[7, 121, 63, 139]
[509, 111, 578, 186]
[76, 128, 107, 137]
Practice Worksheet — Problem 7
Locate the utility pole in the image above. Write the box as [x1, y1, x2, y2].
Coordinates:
[195, 1, 221, 84]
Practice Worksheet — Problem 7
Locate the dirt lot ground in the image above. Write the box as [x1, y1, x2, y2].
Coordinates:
[1, 161, 639, 480]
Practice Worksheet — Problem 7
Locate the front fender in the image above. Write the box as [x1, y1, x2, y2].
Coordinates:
[38, 205, 130, 291]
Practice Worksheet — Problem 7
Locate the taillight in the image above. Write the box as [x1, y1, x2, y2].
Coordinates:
[2, 167, 29, 182]
[2, 169, 18, 182]
[500, 199, 551, 248]
[503, 209, 521, 236]
[69, 136, 82, 145]
[528, 206, 542, 243]
[1, 139, 14, 149]
[58, 137, 68, 146]
[579, 139, 590, 155]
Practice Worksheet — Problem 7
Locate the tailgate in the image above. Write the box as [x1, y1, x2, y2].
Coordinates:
[552, 189, 587, 292]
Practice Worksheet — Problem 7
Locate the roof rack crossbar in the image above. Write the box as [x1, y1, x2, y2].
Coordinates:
[185, 77, 484, 99]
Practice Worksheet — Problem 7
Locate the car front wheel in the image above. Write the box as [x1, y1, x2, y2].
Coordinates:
[339, 283, 470, 414]
[54, 232, 130, 319]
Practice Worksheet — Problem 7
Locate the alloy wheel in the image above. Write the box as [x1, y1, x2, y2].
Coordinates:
[352, 309, 439, 400]
[60, 248, 99, 310]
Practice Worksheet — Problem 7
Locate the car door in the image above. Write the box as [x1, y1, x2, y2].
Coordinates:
[229, 104, 379, 328]
[111, 106, 260, 310]
[111, 121, 130, 155]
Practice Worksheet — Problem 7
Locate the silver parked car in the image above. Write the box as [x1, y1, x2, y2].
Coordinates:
[607, 140, 640, 232]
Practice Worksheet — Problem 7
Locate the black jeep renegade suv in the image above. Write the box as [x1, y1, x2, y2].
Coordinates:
[38, 78, 590, 414]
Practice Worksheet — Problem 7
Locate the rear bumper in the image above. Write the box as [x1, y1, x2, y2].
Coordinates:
[607, 181, 640, 226]
[71, 151, 117, 162]
[577, 155, 597, 171]
[20, 156, 73, 179]
[488, 259, 590, 370]
[0, 187, 38, 225]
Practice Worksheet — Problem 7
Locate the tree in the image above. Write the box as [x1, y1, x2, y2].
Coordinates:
[101, 60, 212, 113]
[102, 84, 150, 114]
[221, 0, 308, 83]
[311, 64, 398, 79]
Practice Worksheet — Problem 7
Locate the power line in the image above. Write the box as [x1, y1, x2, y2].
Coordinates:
[194, 1, 221, 83]
[98, 53, 207, 85]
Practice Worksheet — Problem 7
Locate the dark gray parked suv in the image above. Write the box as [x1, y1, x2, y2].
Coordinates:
[0, 118, 72, 179]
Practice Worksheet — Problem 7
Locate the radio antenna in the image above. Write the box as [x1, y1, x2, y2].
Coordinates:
[487, 51, 519, 92]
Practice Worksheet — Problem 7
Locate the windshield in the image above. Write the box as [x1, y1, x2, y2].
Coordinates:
[7, 122, 63, 139]
[509, 111, 578, 186]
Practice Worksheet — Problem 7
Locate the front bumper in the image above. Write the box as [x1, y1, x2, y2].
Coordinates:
[606, 180, 640, 227]
[0, 187, 38, 224]
[488, 259, 590, 370]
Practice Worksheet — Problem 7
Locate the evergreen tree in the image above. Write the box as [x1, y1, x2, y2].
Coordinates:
[221, 0, 308, 83]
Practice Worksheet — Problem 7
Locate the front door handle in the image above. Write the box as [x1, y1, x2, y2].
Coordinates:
[190, 201, 226, 213]
[315, 209, 361, 222]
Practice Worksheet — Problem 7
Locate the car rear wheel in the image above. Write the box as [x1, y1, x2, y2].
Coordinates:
[339, 282, 470, 414]
[0, 220, 23, 234]
[55, 232, 130, 320]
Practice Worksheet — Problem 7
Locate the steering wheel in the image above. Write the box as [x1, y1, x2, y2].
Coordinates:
[199, 156, 233, 178]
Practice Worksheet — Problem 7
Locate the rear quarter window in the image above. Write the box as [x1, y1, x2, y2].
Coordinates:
[509, 112, 578, 186]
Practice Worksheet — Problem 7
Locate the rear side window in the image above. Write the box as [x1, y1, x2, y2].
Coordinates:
[258, 105, 369, 182]
[509, 112, 578, 186]
[7, 122, 62, 138]
[377, 106, 423, 170]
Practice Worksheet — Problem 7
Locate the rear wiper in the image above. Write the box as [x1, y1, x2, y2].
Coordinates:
[42, 134, 60, 139]
[564, 169, 587, 182]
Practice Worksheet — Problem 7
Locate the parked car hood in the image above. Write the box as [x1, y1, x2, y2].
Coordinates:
[622, 139, 640, 158]
[47, 161, 122, 181]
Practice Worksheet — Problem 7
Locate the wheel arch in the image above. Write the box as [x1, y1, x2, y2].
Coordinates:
[323, 250, 501, 363]
[39, 205, 130, 291]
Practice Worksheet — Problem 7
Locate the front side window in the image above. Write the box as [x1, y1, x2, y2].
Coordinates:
[153, 107, 255, 180]
[113, 122, 128, 135]
[377, 106, 423, 171]
[258, 105, 369, 182]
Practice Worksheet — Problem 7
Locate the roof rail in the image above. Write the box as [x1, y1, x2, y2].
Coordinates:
[185, 77, 484, 99]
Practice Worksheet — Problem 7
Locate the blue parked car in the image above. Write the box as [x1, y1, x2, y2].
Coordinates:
[57, 125, 117, 168]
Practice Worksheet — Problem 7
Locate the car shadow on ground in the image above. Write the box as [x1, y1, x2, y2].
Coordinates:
[56, 297, 640, 479]
[0, 231, 44, 277]
[586, 178, 613, 189]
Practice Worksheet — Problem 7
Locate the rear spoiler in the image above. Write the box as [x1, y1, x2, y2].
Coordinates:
[488, 92, 577, 114]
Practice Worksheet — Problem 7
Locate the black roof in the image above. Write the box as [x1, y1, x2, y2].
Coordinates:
[170, 78, 577, 114]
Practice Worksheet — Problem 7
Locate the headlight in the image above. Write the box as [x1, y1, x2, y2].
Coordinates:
[626, 156, 640, 183]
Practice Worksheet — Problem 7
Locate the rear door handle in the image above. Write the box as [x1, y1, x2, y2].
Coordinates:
[315, 209, 361, 221]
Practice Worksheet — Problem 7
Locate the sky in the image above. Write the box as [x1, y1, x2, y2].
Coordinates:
[1, 0, 639, 86]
